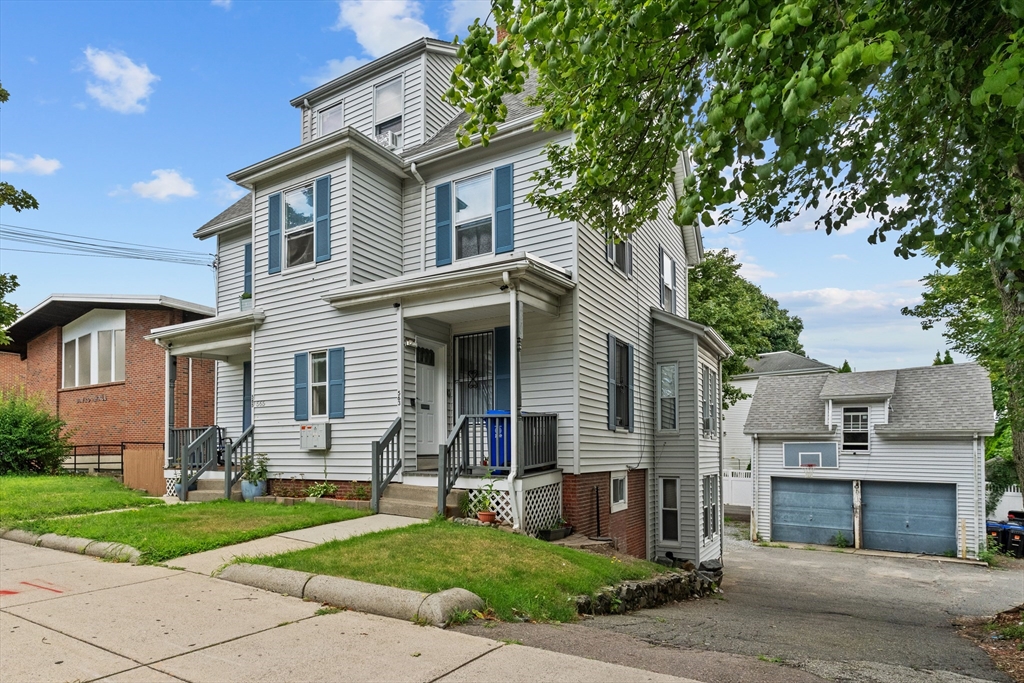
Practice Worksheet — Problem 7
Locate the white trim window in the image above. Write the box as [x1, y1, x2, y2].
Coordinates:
[660, 478, 679, 542]
[702, 474, 719, 541]
[657, 362, 677, 431]
[701, 365, 719, 437]
[318, 101, 344, 137]
[611, 471, 628, 513]
[63, 329, 125, 388]
[454, 173, 493, 260]
[606, 237, 632, 276]
[374, 77, 403, 148]
[842, 407, 869, 452]
[284, 184, 315, 268]
[661, 250, 677, 313]
[310, 350, 328, 418]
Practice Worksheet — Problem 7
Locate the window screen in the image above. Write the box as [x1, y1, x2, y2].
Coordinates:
[661, 478, 679, 542]
[842, 407, 869, 451]
[658, 363, 677, 430]
[455, 174, 492, 259]
[310, 351, 328, 417]
[319, 102, 344, 136]
[77, 333, 91, 386]
[63, 339, 76, 388]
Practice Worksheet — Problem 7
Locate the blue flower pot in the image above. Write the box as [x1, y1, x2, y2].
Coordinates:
[242, 480, 267, 502]
[173, 481, 197, 498]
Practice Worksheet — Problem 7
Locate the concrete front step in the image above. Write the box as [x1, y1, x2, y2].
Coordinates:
[382, 483, 460, 507]
[196, 477, 229, 491]
[187, 484, 242, 502]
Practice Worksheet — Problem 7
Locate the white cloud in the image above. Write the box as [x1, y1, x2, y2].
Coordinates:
[131, 170, 197, 201]
[445, 0, 491, 36]
[83, 47, 159, 114]
[831, 254, 853, 261]
[303, 56, 370, 87]
[705, 237, 777, 282]
[213, 179, 246, 204]
[0, 153, 62, 175]
[333, 0, 436, 58]
[777, 287, 918, 312]
[211, 0, 231, 7]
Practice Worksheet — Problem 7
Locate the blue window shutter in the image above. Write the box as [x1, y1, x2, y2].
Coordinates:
[268, 193, 282, 274]
[243, 243, 252, 295]
[494, 326, 511, 411]
[328, 347, 345, 419]
[494, 164, 514, 254]
[658, 246, 664, 308]
[242, 361, 252, 429]
[435, 183, 452, 266]
[607, 333, 616, 431]
[294, 352, 308, 421]
[627, 343, 635, 432]
[315, 175, 331, 263]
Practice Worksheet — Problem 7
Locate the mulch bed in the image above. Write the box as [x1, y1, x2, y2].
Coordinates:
[958, 605, 1024, 682]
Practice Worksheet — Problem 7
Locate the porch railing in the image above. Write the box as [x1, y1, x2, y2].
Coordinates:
[168, 427, 206, 469]
[371, 417, 402, 513]
[179, 426, 218, 501]
[438, 415, 469, 515]
[224, 425, 254, 499]
[519, 413, 558, 472]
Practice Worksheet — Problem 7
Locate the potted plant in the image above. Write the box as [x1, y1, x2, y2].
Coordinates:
[537, 518, 573, 542]
[239, 292, 253, 311]
[476, 476, 497, 524]
[241, 452, 269, 501]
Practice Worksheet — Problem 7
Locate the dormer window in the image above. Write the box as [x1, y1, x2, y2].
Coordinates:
[318, 102, 344, 137]
[842, 407, 869, 452]
[374, 77, 403, 148]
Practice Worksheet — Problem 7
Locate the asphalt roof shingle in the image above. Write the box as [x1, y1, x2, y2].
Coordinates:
[743, 374, 833, 435]
[197, 193, 251, 234]
[819, 370, 897, 399]
[737, 351, 835, 377]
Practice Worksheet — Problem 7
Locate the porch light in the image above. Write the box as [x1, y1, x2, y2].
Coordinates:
[404, 337, 417, 348]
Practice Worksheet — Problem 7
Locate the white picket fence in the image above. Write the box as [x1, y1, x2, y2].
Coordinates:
[988, 484, 1023, 520]
[723, 469, 753, 507]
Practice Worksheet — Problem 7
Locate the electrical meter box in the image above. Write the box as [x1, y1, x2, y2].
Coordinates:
[299, 423, 331, 451]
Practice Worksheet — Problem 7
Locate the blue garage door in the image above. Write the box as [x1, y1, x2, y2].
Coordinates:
[771, 478, 854, 546]
[861, 481, 956, 555]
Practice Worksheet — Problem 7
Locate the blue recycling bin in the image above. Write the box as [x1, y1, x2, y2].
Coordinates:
[486, 410, 512, 469]
[987, 521, 1008, 551]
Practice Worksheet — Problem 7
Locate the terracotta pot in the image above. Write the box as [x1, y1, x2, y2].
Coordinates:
[477, 510, 497, 524]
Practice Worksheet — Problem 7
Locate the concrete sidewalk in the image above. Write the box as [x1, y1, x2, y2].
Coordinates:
[166, 513, 425, 575]
[0, 539, 702, 683]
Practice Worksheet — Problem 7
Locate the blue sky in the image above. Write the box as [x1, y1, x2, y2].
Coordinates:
[0, 0, 954, 371]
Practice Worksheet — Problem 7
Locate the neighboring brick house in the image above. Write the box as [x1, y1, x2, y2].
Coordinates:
[1, 294, 216, 447]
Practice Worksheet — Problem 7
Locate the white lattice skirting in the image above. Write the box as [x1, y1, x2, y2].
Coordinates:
[164, 475, 180, 497]
[467, 489, 514, 524]
[523, 482, 562, 535]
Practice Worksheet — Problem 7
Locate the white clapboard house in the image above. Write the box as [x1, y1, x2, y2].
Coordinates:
[744, 363, 994, 558]
[147, 38, 732, 563]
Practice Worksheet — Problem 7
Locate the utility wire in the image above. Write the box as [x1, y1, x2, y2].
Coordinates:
[0, 223, 214, 267]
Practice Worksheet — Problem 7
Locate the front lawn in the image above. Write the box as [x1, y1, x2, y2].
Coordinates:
[249, 519, 663, 622]
[0, 475, 163, 525]
[19, 499, 369, 563]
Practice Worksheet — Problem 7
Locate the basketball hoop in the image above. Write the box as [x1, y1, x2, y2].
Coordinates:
[801, 463, 817, 478]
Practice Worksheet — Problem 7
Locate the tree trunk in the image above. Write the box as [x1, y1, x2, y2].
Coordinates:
[992, 261, 1024, 491]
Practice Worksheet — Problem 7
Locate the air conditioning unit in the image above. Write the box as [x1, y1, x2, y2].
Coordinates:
[374, 131, 400, 150]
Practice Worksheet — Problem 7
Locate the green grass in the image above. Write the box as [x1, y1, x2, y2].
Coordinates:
[19, 499, 369, 563]
[248, 519, 664, 622]
[0, 475, 163, 525]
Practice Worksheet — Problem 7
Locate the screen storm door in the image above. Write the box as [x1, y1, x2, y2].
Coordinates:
[416, 342, 444, 456]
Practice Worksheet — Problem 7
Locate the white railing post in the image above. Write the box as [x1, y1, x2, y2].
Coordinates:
[507, 283, 521, 528]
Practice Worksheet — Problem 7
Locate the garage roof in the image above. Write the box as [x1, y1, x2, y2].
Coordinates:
[736, 351, 836, 378]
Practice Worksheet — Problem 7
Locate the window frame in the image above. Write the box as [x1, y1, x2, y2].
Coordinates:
[841, 406, 870, 453]
[606, 237, 632, 277]
[282, 182, 316, 270]
[373, 76, 404, 148]
[656, 362, 678, 432]
[61, 328, 126, 389]
[661, 250, 677, 313]
[317, 101, 345, 137]
[614, 338, 631, 430]
[701, 365, 719, 438]
[309, 350, 329, 420]
[610, 471, 628, 513]
[452, 171, 495, 262]
[660, 477, 680, 543]
[702, 474, 720, 542]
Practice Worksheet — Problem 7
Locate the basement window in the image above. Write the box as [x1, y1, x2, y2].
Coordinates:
[611, 472, 628, 513]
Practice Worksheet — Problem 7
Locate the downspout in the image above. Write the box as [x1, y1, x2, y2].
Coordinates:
[188, 357, 193, 429]
[718, 357, 725, 562]
[751, 434, 758, 541]
[973, 432, 980, 558]
[504, 271, 522, 529]
[411, 162, 426, 272]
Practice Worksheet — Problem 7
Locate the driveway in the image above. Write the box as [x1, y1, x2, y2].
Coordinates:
[456, 523, 1022, 683]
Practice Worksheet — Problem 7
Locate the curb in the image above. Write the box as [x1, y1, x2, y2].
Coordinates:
[1, 528, 142, 564]
[217, 562, 482, 627]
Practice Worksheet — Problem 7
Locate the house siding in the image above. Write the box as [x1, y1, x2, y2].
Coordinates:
[423, 53, 460, 140]
[216, 227, 250, 315]
[697, 345, 724, 564]
[722, 376, 757, 470]
[351, 154, 403, 284]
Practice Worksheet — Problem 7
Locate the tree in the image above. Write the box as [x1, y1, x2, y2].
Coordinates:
[0, 83, 34, 345]
[687, 249, 805, 404]
[933, 351, 944, 366]
[943, 350, 954, 365]
[838, 360, 852, 373]
[447, 0, 1024, 491]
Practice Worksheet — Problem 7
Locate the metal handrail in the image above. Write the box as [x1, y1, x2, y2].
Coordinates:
[179, 426, 218, 501]
[225, 425, 254, 499]
[370, 417, 402, 513]
[438, 415, 468, 515]
[519, 413, 558, 472]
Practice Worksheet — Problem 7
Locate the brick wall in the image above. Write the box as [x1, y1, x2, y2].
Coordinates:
[26, 327, 61, 414]
[0, 352, 26, 390]
[268, 478, 371, 500]
[562, 469, 648, 559]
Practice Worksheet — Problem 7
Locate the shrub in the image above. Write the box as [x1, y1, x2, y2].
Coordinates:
[0, 391, 73, 475]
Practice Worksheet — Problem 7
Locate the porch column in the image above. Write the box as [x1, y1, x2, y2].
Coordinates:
[508, 283, 522, 528]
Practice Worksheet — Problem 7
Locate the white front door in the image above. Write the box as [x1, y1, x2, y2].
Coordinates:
[416, 341, 444, 456]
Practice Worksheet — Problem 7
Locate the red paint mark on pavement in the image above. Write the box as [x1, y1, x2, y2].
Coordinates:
[0, 590, 18, 596]
[20, 581, 63, 594]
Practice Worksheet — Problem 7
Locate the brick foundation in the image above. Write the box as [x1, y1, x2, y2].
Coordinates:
[268, 478, 372, 500]
[562, 469, 648, 559]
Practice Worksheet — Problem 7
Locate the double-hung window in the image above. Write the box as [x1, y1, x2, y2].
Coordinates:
[611, 472, 628, 513]
[318, 102, 344, 137]
[702, 474, 719, 540]
[294, 348, 345, 421]
[660, 248, 677, 313]
[455, 174, 493, 259]
[284, 185, 315, 268]
[657, 363, 677, 431]
[842, 407, 869, 452]
[661, 478, 679, 542]
[374, 77, 403, 147]
[310, 351, 328, 418]
[607, 333, 634, 431]
[607, 236, 631, 276]
[701, 366, 719, 436]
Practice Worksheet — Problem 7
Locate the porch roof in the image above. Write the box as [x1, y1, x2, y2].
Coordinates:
[650, 308, 733, 359]
[145, 309, 264, 360]
[322, 252, 575, 317]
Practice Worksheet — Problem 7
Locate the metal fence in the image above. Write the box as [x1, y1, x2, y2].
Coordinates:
[63, 441, 164, 474]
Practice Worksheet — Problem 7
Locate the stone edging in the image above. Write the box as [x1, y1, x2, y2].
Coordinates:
[216, 563, 483, 627]
[575, 570, 719, 616]
[0, 528, 141, 563]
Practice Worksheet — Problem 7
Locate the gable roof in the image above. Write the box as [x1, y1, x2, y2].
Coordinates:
[736, 351, 836, 378]
[195, 193, 251, 240]
[745, 363, 995, 437]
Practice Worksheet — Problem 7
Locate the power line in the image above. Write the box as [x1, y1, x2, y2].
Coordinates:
[0, 223, 214, 267]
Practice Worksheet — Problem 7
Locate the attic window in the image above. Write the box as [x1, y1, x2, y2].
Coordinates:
[842, 407, 869, 452]
[374, 77, 403, 148]
[318, 102, 344, 136]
